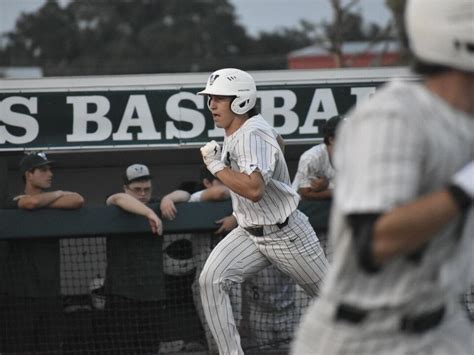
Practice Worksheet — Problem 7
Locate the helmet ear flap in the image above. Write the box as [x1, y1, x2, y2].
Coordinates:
[230, 97, 244, 115]
[230, 95, 256, 115]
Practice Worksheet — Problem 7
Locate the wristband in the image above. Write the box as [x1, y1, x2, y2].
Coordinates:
[207, 160, 226, 176]
[447, 184, 472, 212]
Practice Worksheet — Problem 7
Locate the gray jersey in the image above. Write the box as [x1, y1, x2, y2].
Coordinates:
[221, 114, 299, 228]
[325, 80, 474, 311]
[292, 144, 335, 191]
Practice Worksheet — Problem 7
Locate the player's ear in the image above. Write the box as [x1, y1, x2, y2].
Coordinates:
[24, 170, 33, 180]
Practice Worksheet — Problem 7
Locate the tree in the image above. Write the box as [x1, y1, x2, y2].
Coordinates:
[315, 0, 396, 68]
[385, 0, 410, 63]
[0, 0, 401, 74]
[0, 0, 255, 75]
[1, 0, 79, 70]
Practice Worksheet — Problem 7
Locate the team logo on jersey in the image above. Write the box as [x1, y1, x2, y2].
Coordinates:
[209, 74, 219, 86]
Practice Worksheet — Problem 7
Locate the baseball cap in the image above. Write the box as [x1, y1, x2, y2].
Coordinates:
[123, 164, 152, 184]
[19, 152, 54, 174]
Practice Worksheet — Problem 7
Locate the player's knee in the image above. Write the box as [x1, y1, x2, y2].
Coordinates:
[199, 268, 234, 294]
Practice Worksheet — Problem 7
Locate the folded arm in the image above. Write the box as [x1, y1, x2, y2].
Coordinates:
[16, 191, 84, 210]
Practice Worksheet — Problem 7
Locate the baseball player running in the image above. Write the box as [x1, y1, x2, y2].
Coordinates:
[292, 1, 474, 354]
[198, 68, 328, 355]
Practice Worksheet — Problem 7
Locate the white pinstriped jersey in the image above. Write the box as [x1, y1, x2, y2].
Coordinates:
[324, 80, 474, 311]
[221, 114, 300, 228]
[292, 144, 335, 191]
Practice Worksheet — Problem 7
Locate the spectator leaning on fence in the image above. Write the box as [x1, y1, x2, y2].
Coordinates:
[104, 163, 162, 353]
[0, 152, 84, 354]
[104, 163, 190, 353]
[292, 115, 343, 201]
[14, 152, 84, 209]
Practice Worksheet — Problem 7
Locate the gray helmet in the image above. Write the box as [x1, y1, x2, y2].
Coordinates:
[405, 0, 474, 72]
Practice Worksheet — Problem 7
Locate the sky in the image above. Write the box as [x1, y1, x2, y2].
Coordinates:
[0, 0, 392, 37]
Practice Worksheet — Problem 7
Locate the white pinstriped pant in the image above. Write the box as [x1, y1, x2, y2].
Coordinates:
[199, 209, 328, 355]
[291, 297, 473, 355]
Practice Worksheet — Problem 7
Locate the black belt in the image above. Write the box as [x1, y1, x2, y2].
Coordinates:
[335, 303, 445, 334]
[243, 217, 289, 237]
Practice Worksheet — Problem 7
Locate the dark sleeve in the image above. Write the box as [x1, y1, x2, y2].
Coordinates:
[348, 213, 430, 270]
[347, 213, 382, 274]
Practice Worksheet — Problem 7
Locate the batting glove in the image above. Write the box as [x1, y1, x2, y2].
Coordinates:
[200, 140, 226, 175]
[448, 160, 473, 211]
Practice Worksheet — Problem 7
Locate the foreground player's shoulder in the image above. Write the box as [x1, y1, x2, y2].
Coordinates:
[346, 80, 425, 133]
[359, 81, 420, 115]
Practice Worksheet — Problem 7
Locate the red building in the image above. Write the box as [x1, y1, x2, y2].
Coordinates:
[288, 40, 400, 69]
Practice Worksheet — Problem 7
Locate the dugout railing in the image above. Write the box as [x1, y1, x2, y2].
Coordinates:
[0, 200, 331, 354]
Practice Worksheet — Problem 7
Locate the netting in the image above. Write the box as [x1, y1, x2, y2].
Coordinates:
[0, 229, 472, 354]
[0, 232, 319, 354]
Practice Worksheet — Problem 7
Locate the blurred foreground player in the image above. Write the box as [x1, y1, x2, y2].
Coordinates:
[292, 1, 474, 354]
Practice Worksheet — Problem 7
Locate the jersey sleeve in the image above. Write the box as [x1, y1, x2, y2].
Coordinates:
[189, 190, 203, 202]
[334, 110, 424, 214]
[236, 130, 279, 184]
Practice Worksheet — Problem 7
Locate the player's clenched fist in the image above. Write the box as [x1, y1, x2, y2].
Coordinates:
[201, 140, 226, 175]
[201, 140, 221, 163]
